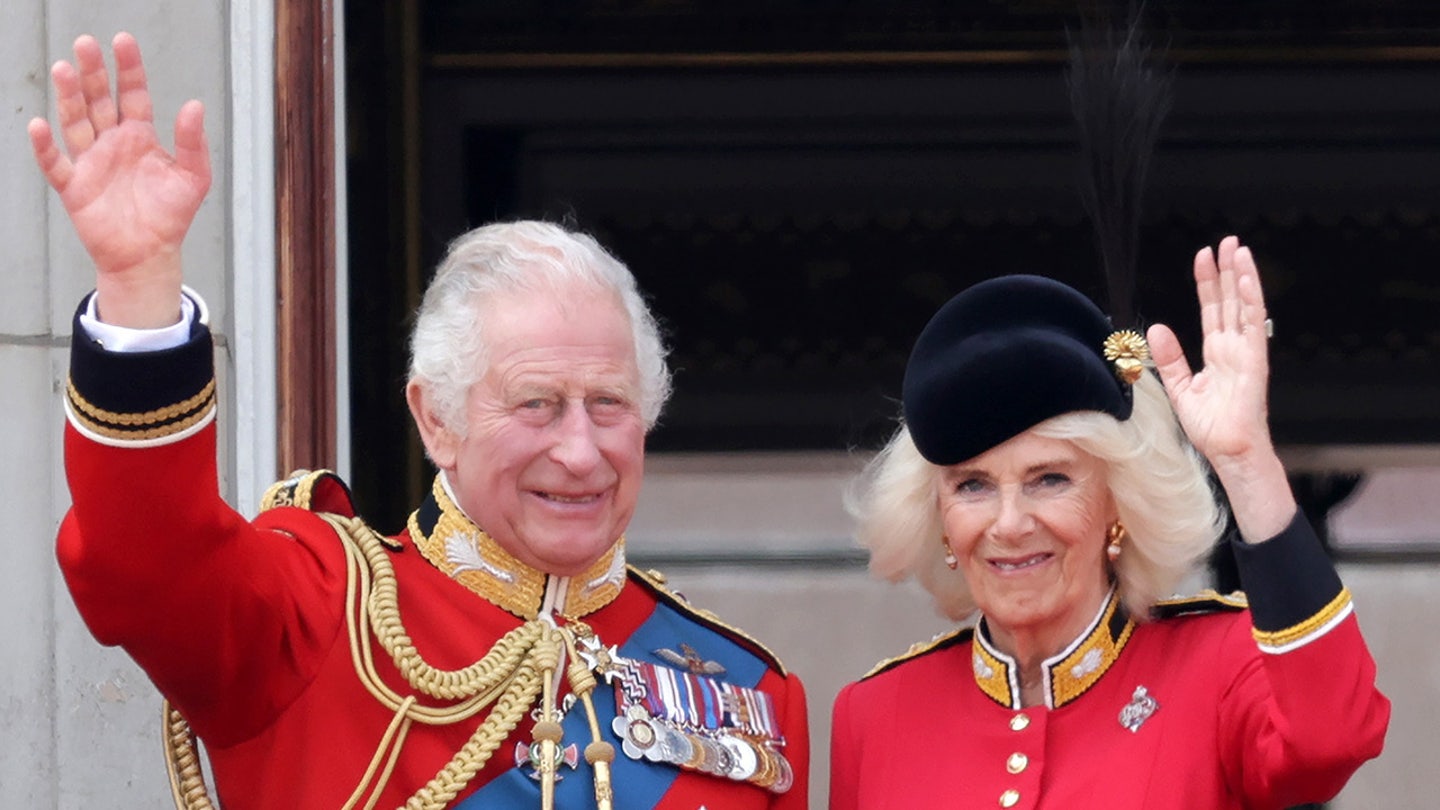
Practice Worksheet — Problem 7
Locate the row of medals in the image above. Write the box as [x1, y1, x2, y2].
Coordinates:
[612, 703, 794, 793]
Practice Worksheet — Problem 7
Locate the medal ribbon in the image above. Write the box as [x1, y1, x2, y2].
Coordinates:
[610, 657, 783, 744]
[689, 673, 722, 730]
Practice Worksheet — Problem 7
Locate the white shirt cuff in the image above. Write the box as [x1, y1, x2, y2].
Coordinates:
[78, 287, 210, 352]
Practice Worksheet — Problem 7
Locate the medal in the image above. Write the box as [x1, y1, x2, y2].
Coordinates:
[706, 737, 735, 776]
[513, 740, 579, 781]
[771, 747, 795, 793]
[658, 725, 693, 764]
[721, 735, 758, 780]
[612, 704, 661, 759]
[598, 644, 793, 793]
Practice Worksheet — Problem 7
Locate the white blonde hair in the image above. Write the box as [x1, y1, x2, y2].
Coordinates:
[408, 221, 672, 434]
[850, 373, 1226, 622]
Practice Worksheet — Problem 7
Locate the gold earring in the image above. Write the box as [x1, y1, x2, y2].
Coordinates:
[942, 536, 959, 570]
[1106, 521, 1127, 562]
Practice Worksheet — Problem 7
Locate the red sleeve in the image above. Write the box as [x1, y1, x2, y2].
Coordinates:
[1213, 511, 1391, 807]
[827, 680, 860, 810]
[58, 421, 348, 746]
[768, 670, 810, 809]
[1218, 612, 1390, 808]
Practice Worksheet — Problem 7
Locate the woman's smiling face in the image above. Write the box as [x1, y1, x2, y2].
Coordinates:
[937, 429, 1117, 652]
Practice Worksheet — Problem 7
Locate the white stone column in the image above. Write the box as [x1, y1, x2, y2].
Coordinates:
[4, 2, 235, 806]
[2, 7, 65, 807]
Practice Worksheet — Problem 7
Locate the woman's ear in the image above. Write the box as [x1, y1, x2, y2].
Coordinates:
[1102, 487, 1122, 530]
[406, 380, 460, 470]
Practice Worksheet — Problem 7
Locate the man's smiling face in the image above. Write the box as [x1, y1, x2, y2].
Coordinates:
[416, 279, 646, 576]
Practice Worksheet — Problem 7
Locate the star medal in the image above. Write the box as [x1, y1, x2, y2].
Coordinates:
[612, 704, 661, 759]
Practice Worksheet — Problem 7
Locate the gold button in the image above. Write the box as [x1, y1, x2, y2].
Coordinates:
[1000, 789, 1021, 807]
[1009, 713, 1030, 731]
[1007, 752, 1029, 774]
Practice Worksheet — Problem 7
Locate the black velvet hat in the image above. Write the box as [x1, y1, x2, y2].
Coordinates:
[901, 275, 1139, 466]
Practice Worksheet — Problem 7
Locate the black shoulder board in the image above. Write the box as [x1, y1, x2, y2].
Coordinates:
[1152, 589, 1249, 620]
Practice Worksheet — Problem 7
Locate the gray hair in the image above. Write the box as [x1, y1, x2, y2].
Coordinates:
[408, 221, 672, 433]
[850, 372, 1226, 622]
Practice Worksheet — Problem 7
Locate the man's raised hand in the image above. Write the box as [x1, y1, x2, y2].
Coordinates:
[28, 32, 210, 328]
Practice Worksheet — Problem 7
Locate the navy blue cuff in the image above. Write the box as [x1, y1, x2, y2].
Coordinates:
[1232, 509, 1348, 642]
[67, 293, 216, 442]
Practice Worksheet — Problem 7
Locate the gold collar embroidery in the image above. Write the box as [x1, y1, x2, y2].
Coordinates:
[406, 475, 627, 620]
[972, 588, 1135, 710]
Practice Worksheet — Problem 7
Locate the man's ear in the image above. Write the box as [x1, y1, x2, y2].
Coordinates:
[406, 380, 459, 470]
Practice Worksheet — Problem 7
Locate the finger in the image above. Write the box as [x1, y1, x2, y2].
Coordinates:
[1232, 246, 1267, 312]
[112, 32, 153, 123]
[28, 118, 75, 192]
[173, 100, 212, 187]
[51, 60, 95, 156]
[1194, 245, 1220, 337]
[1217, 235, 1241, 332]
[73, 34, 118, 134]
[1234, 248, 1270, 346]
[1146, 323, 1194, 396]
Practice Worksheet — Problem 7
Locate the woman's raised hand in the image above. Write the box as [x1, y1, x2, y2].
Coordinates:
[28, 32, 210, 328]
[1147, 236, 1297, 541]
[1147, 236, 1274, 465]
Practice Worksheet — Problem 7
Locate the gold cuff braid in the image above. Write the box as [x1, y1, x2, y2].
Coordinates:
[1251, 587, 1353, 651]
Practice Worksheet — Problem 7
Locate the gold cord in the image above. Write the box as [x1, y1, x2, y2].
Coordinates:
[560, 626, 617, 810]
[341, 695, 416, 810]
[319, 513, 566, 810]
[163, 701, 215, 810]
[534, 623, 564, 810]
[162, 513, 581, 810]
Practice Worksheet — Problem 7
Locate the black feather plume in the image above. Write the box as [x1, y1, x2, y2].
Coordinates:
[1066, 10, 1173, 328]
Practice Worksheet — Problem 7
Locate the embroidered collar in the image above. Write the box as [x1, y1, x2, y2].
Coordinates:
[406, 474, 627, 620]
[971, 588, 1135, 710]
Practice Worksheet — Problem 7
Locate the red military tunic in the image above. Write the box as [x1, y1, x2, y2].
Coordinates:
[830, 514, 1388, 810]
[58, 296, 809, 809]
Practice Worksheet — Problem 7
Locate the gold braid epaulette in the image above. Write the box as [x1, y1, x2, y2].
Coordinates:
[861, 627, 974, 681]
[259, 470, 331, 511]
[627, 566, 791, 677]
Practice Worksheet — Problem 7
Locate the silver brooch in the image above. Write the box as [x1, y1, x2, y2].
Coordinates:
[1118, 685, 1159, 733]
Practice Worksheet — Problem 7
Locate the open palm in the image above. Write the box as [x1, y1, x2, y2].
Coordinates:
[1147, 236, 1274, 467]
[28, 33, 210, 279]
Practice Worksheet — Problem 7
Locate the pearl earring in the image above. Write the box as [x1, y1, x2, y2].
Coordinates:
[1106, 521, 1127, 562]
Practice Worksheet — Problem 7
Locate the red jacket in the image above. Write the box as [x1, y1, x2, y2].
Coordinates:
[59, 298, 809, 809]
[831, 515, 1388, 810]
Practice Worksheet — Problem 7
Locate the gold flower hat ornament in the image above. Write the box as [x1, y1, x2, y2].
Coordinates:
[1103, 330, 1150, 384]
